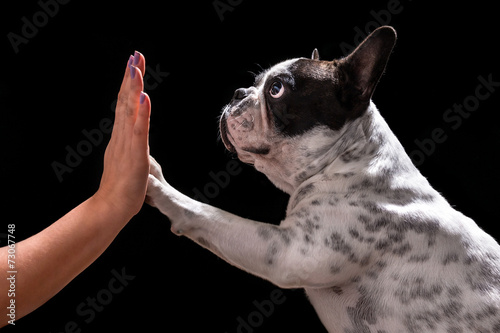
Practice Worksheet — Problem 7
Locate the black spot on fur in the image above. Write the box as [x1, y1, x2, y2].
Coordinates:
[346, 286, 379, 332]
[324, 232, 358, 263]
[257, 225, 296, 246]
[332, 286, 343, 295]
[265, 242, 280, 265]
[395, 277, 443, 304]
[197, 237, 211, 249]
[443, 253, 460, 265]
[291, 183, 316, 208]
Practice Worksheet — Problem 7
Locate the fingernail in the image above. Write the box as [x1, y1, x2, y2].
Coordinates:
[140, 92, 146, 104]
[130, 66, 136, 79]
[133, 51, 140, 65]
[128, 55, 134, 69]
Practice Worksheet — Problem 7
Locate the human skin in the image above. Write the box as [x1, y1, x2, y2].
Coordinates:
[0, 51, 151, 327]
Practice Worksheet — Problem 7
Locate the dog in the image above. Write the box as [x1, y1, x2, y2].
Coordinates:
[146, 26, 500, 332]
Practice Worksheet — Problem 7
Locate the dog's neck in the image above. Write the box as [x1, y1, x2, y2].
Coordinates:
[253, 102, 418, 196]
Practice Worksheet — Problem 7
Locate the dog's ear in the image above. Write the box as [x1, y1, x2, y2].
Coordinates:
[311, 48, 320, 60]
[337, 26, 396, 111]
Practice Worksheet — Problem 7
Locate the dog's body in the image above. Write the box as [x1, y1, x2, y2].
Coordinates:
[147, 26, 500, 332]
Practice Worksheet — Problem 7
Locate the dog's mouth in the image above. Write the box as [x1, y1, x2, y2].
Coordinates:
[219, 107, 236, 153]
[219, 107, 270, 156]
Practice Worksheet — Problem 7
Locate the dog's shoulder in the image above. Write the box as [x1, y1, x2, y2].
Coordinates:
[285, 104, 500, 289]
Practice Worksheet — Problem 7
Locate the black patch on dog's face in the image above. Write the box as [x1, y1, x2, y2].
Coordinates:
[220, 26, 397, 151]
[257, 59, 356, 137]
[256, 27, 396, 138]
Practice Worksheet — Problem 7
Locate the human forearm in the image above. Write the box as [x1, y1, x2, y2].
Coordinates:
[0, 195, 130, 326]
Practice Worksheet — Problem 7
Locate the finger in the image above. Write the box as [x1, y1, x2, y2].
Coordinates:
[117, 55, 134, 99]
[120, 62, 144, 127]
[126, 51, 147, 122]
[117, 54, 144, 114]
[132, 51, 146, 78]
[131, 92, 151, 157]
[114, 55, 135, 130]
[117, 51, 145, 94]
[130, 92, 151, 187]
[111, 52, 147, 147]
[124, 65, 144, 122]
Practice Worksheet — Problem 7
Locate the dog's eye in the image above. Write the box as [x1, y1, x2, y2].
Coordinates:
[269, 81, 284, 98]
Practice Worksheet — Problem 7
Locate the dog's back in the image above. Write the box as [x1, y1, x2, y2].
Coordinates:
[292, 103, 500, 332]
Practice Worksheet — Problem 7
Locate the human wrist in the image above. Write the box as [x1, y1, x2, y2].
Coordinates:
[89, 191, 135, 226]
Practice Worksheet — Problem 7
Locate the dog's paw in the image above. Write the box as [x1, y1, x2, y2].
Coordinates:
[149, 155, 168, 186]
[145, 155, 199, 234]
[145, 174, 162, 208]
[146, 155, 169, 208]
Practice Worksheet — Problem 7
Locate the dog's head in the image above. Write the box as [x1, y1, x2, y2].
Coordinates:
[219, 26, 396, 192]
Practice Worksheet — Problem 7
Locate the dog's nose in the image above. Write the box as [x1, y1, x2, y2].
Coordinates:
[232, 88, 249, 101]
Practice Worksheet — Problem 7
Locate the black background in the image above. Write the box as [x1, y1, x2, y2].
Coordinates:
[1, 1, 499, 332]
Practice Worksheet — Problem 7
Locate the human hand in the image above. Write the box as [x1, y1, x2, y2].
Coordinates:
[94, 51, 151, 221]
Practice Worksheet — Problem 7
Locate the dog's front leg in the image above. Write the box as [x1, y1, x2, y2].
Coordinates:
[147, 157, 344, 288]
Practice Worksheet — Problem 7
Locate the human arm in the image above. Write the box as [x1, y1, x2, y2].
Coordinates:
[0, 51, 151, 326]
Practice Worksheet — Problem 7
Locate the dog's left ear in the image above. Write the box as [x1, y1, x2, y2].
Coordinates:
[337, 26, 396, 110]
[311, 48, 320, 60]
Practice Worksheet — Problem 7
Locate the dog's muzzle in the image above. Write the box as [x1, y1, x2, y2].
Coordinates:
[219, 87, 256, 153]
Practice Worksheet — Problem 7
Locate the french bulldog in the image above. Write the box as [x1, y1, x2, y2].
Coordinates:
[146, 26, 500, 332]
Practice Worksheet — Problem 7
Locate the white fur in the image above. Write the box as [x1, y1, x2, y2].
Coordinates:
[148, 89, 500, 332]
